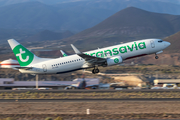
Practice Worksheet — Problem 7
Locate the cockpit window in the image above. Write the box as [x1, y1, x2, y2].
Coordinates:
[158, 40, 163, 43]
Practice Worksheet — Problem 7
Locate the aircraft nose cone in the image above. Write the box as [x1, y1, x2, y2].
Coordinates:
[164, 41, 171, 47]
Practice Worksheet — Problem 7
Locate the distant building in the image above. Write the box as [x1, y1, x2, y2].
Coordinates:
[154, 79, 180, 87]
[0, 78, 99, 90]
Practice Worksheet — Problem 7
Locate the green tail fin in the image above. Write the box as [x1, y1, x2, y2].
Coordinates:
[8, 39, 35, 67]
[60, 50, 68, 57]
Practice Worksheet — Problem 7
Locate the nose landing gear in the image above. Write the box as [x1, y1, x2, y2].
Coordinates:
[155, 55, 159, 59]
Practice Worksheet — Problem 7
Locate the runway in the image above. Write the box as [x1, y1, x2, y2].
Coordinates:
[1, 98, 180, 102]
[1, 89, 180, 93]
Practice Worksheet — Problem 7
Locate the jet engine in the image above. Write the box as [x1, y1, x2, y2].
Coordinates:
[107, 56, 123, 66]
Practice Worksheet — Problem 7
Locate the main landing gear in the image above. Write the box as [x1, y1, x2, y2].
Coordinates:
[92, 67, 99, 74]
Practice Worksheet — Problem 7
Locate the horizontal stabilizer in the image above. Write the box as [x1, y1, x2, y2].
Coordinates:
[15, 67, 33, 70]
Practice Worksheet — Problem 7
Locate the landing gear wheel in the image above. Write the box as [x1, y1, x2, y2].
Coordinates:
[92, 69, 96, 74]
[95, 69, 99, 73]
[155, 56, 159, 59]
[92, 68, 100, 74]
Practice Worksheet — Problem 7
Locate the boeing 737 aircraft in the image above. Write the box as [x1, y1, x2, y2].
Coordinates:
[8, 39, 170, 74]
[60, 50, 68, 57]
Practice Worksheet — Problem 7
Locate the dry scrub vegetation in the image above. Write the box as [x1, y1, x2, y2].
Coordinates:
[0, 91, 180, 99]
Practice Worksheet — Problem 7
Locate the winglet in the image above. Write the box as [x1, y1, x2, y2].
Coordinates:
[71, 44, 81, 54]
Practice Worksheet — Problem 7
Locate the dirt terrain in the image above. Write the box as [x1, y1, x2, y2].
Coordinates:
[1, 101, 180, 119]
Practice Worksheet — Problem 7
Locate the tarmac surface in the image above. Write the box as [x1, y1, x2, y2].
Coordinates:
[1, 89, 180, 93]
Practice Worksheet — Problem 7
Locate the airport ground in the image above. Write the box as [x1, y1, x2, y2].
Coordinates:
[1, 90, 180, 99]
[1, 100, 180, 120]
[0, 90, 180, 119]
[1, 64, 180, 83]
[1, 65, 180, 119]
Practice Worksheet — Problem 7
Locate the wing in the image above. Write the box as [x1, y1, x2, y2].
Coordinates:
[78, 53, 106, 66]
[71, 44, 107, 66]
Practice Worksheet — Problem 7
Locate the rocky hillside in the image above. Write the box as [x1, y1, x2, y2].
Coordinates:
[163, 31, 180, 53]
[62, 7, 180, 49]
[25, 30, 74, 42]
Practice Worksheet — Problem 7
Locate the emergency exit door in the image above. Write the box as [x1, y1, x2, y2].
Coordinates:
[42, 64, 47, 72]
[150, 40, 155, 48]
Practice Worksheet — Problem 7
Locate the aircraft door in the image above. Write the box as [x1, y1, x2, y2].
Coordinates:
[42, 64, 47, 72]
[150, 40, 155, 48]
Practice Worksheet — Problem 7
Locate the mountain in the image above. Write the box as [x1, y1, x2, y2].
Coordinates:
[0, 2, 67, 31]
[0, 0, 87, 6]
[61, 7, 180, 49]
[163, 31, 180, 53]
[25, 30, 74, 41]
[0, 28, 39, 42]
[1, 0, 180, 6]
[0, 0, 180, 33]
[149, 0, 180, 4]
[53, 0, 180, 31]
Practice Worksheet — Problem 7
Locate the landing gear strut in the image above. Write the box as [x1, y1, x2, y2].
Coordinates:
[92, 67, 99, 74]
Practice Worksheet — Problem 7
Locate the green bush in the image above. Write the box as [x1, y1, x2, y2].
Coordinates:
[4, 117, 16, 120]
[45, 117, 53, 120]
[54, 116, 63, 120]
[26, 91, 31, 94]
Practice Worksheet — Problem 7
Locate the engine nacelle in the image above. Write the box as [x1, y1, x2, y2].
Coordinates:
[107, 56, 123, 66]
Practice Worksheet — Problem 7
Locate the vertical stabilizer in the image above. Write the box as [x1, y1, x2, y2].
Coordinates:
[60, 50, 68, 57]
[8, 39, 41, 67]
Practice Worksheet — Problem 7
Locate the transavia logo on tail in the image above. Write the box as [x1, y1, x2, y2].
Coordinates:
[13, 45, 34, 66]
[114, 58, 119, 63]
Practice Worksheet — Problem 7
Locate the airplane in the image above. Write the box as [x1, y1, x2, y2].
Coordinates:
[64, 79, 99, 89]
[60, 50, 68, 57]
[7, 38, 170, 74]
[43, 78, 98, 89]
[0, 50, 67, 69]
[0, 59, 20, 69]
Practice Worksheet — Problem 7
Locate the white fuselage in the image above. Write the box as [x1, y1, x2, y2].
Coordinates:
[19, 39, 170, 74]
